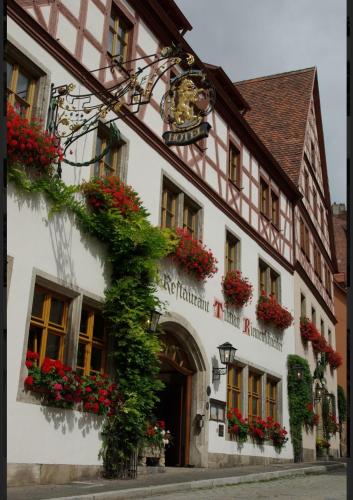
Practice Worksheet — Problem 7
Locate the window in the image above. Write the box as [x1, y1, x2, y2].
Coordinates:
[7, 59, 37, 118]
[183, 196, 199, 238]
[311, 140, 316, 170]
[313, 245, 322, 280]
[270, 191, 279, 227]
[248, 371, 262, 423]
[313, 189, 318, 219]
[320, 319, 325, 336]
[210, 399, 226, 422]
[328, 329, 332, 346]
[266, 378, 278, 419]
[227, 365, 242, 410]
[304, 226, 310, 260]
[161, 180, 179, 229]
[228, 143, 241, 187]
[304, 170, 309, 199]
[260, 178, 269, 217]
[319, 205, 324, 227]
[108, 6, 131, 61]
[311, 307, 316, 326]
[27, 286, 69, 365]
[300, 218, 305, 251]
[325, 265, 332, 297]
[225, 231, 240, 272]
[300, 293, 306, 318]
[94, 123, 125, 178]
[160, 177, 201, 237]
[76, 307, 106, 376]
[259, 259, 280, 301]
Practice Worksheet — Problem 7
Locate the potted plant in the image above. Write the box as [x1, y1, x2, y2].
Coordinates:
[139, 420, 172, 467]
[222, 270, 253, 308]
[227, 407, 249, 443]
[300, 317, 320, 343]
[327, 350, 343, 370]
[249, 416, 267, 445]
[316, 438, 330, 459]
[265, 416, 288, 450]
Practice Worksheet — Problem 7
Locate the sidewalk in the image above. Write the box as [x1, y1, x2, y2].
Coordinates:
[7, 460, 346, 500]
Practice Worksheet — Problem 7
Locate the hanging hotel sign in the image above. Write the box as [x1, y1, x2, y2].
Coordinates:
[160, 70, 215, 146]
[161, 273, 283, 352]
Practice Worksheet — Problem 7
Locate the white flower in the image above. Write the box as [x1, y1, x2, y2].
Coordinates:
[161, 430, 166, 436]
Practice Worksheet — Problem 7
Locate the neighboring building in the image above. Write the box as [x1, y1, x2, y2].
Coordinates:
[7, 0, 339, 486]
[332, 207, 347, 456]
[235, 69, 340, 460]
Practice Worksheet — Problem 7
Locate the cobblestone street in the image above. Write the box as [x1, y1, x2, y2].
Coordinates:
[135, 471, 346, 500]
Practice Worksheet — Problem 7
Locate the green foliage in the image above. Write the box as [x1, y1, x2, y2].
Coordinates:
[9, 164, 171, 477]
[337, 385, 347, 423]
[287, 355, 313, 460]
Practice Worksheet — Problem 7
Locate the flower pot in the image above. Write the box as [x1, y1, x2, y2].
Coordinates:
[138, 445, 165, 467]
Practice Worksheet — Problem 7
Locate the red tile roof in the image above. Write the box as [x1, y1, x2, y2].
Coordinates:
[234, 68, 316, 185]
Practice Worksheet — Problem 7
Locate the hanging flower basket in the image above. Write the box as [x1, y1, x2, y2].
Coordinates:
[312, 334, 331, 356]
[327, 350, 343, 370]
[81, 175, 144, 216]
[256, 292, 293, 330]
[222, 271, 253, 307]
[169, 227, 218, 282]
[7, 103, 63, 174]
[300, 317, 320, 343]
[227, 408, 249, 443]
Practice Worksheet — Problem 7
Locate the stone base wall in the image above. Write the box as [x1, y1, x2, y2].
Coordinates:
[7, 463, 102, 487]
[207, 453, 292, 468]
[302, 447, 316, 462]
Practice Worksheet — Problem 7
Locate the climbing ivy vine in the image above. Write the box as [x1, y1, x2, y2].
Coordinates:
[8, 164, 177, 477]
[287, 355, 313, 461]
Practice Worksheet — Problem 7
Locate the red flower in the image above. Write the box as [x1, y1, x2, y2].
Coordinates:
[222, 270, 253, 307]
[25, 360, 33, 369]
[85, 386, 93, 393]
[24, 376, 33, 386]
[256, 293, 293, 330]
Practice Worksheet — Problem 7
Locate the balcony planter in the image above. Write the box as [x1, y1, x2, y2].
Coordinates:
[227, 407, 249, 444]
[7, 103, 63, 175]
[300, 318, 320, 343]
[138, 445, 165, 467]
[316, 438, 330, 460]
[168, 227, 218, 282]
[312, 335, 331, 356]
[327, 350, 343, 370]
[222, 271, 253, 308]
[256, 292, 293, 330]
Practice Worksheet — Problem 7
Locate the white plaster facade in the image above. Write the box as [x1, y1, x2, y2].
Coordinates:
[7, 0, 324, 484]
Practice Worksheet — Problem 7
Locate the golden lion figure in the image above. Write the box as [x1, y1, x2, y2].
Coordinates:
[171, 78, 205, 126]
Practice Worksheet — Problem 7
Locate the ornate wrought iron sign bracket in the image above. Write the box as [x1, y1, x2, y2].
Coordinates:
[46, 45, 215, 176]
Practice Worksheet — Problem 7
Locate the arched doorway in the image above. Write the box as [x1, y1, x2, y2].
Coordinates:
[155, 332, 194, 466]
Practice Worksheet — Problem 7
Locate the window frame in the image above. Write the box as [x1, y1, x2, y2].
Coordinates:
[304, 170, 310, 199]
[248, 370, 262, 424]
[92, 122, 126, 179]
[300, 293, 306, 318]
[228, 142, 242, 188]
[266, 377, 278, 420]
[225, 231, 240, 273]
[260, 178, 270, 218]
[227, 364, 243, 412]
[258, 258, 281, 302]
[108, 4, 133, 62]
[161, 179, 180, 231]
[311, 307, 316, 326]
[270, 190, 280, 228]
[28, 285, 70, 366]
[76, 306, 107, 376]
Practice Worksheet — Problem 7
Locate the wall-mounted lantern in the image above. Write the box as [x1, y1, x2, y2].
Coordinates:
[146, 309, 162, 333]
[293, 363, 304, 380]
[314, 383, 323, 402]
[212, 342, 237, 382]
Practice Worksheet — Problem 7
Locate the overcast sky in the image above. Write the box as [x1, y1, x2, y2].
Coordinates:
[175, 0, 346, 204]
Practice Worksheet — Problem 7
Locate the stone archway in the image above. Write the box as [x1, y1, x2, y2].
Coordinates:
[158, 313, 210, 467]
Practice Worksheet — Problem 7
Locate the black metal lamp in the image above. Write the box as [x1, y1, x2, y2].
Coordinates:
[146, 309, 162, 333]
[314, 383, 323, 402]
[293, 363, 304, 380]
[212, 342, 237, 382]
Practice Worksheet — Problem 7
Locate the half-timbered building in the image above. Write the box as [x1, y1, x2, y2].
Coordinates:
[7, 0, 337, 485]
[235, 68, 340, 460]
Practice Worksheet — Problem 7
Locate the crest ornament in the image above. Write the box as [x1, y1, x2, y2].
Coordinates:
[160, 70, 215, 146]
